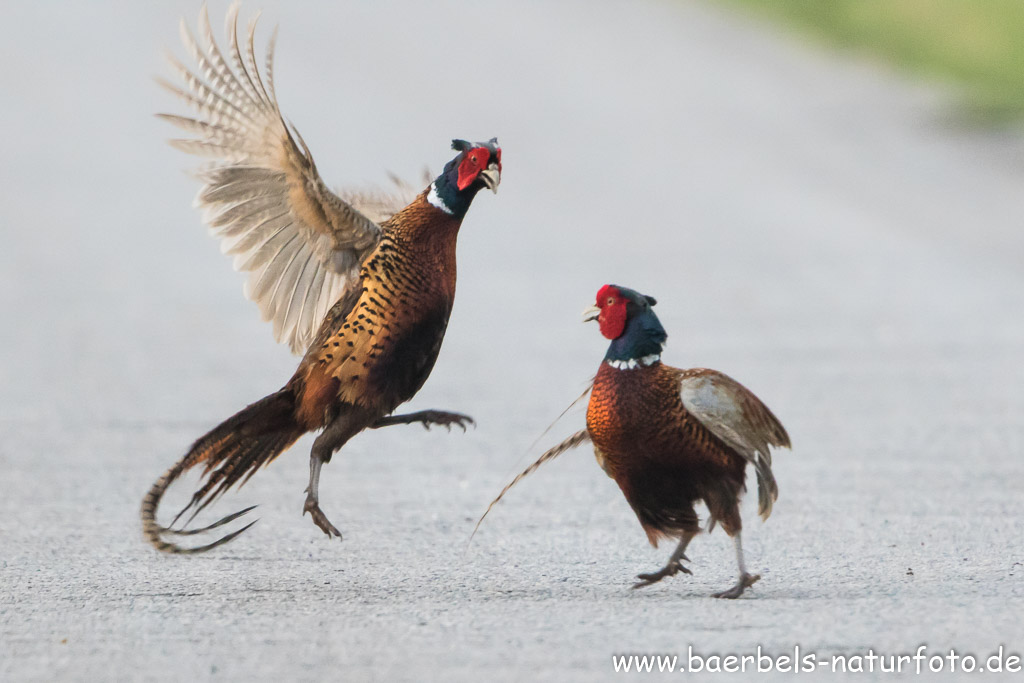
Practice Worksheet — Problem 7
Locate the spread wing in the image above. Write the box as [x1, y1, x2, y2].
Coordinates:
[159, 4, 410, 354]
[336, 170, 432, 226]
[678, 369, 791, 520]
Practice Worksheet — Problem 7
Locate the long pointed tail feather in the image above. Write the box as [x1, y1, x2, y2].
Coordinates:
[522, 386, 591, 457]
[141, 388, 305, 553]
[469, 429, 591, 543]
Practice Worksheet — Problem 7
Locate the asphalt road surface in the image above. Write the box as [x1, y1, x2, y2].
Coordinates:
[2, 1, 1023, 681]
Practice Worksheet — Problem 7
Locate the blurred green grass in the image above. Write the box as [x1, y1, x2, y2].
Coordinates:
[723, 0, 1024, 122]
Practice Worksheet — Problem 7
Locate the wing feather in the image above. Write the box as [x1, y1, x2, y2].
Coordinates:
[261, 236, 307, 340]
[160, 2, 422, 353]
[281, 248, 319, 340]
[298, 265, 327, 345]
[246, 231, 300, 301]
[679, 369, 790, 521]
[230, 220, 296, 273]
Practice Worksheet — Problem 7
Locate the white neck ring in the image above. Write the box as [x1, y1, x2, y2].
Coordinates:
[606, 354, 660, 370]
[427, 182, 453, 215]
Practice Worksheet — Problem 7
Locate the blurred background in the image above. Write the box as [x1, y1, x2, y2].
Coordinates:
[2, 1, 1022, 681]
[728, 0, 1024, 122]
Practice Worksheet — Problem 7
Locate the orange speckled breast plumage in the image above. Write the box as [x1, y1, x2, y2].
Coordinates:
[294, 199, 460, 428]
[586, 362, 747, 545]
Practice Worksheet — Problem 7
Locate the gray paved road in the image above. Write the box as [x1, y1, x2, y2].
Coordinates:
[2, 1, 1023, 681]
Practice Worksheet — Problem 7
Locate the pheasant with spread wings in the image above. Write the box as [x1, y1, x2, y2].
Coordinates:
[142, 4, 501, 553]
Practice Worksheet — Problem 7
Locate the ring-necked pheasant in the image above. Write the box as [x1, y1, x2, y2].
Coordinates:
[476, 285, 789, 598]
[142, 4, 501, 553]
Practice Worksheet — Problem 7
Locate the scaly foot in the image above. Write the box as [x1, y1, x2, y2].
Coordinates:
[303, 495, 342, 539]
[711, 572, 760, 599]
[416, 410, 474, 431]
[374, 410, 475, 432]
[632, 556, 692, 589]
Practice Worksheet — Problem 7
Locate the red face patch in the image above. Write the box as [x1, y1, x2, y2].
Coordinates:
[595, 285, 627, 339]
[457, 147, 492, 191]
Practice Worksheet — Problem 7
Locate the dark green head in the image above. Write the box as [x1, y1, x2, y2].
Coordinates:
[428, 138, 501, 217]
[582, 284, 666, 364]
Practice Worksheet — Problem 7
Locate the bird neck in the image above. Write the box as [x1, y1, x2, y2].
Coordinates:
[425, 159, 484, 219]
[603, 310, 667, 369]
[386, 191, 465, 251]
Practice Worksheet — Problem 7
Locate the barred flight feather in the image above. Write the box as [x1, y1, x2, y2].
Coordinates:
[160, 1, 423, 354]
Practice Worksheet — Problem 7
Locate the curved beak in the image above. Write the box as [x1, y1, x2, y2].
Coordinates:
[582, 305, 600, 323]
[479, 162, 500, 194]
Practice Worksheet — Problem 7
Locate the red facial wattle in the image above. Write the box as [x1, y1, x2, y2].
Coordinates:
[457, 147, 492, 190]
[599, 304, 627, 339]
[595, 285, 627, 339]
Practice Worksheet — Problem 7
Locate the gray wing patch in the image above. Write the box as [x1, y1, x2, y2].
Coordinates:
[679, 370, 790, 520]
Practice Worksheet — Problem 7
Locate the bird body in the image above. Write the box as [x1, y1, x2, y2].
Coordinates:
[587, 362, 748, 547]
[582, 284, 789, 597]
[293, 193, 461, 429]
[142, 4, 501, 553]
[584, 284, 789, 596]
[475, 285, 788, 598]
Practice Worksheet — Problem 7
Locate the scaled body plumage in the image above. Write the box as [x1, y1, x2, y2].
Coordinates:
[588, 362, 750, 547]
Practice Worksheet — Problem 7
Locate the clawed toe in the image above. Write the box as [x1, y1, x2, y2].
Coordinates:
[631, 560, 691, 589]
[632, 573, 662, 589]
[422, 411, 474, 431]
[303, 499, 343, 540]
[712, 573, 760, 599]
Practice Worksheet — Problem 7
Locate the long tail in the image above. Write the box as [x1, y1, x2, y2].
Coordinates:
[522, 386, 591, 456]
[141, 387, 306, 553]
[469, 429, 591, 543]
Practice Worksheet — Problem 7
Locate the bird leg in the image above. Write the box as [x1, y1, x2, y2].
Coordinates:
[303, 412, 364, 539]
[372, 410, 475, 431]
[632, 532, 696, 589]
[711, 532, 761, 599]
[304, 451, 340, 539]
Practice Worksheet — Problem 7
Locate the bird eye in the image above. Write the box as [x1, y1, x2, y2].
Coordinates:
[607, 297, 615, 305]
[470, 154, 478, 164]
